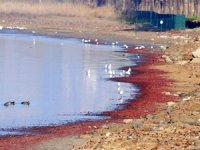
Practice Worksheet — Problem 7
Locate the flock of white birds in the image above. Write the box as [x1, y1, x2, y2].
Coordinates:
[82, 38, 136, 101]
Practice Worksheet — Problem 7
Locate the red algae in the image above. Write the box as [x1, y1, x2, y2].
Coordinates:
[0, 46, 173, 150]
[104, 47, 174, 119]
[0, 121, 107, 150]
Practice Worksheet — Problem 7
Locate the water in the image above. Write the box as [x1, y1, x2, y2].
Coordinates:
[0, 33, 141, 135]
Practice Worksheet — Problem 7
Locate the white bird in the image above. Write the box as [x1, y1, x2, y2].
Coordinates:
[119, 90, 124, 95]
[108, 70, 112, 75]
[105, 64, 108, 68]
[87, 69, 90, 74]
[18, 27, 26, 30]
[126, 68, 131, 75]
[112, 42, 116, 47]
[117, 82, 120, 87]
[33, 39, 36, 45]
[108, 64, 112, 70]
[139, 45, 145, 49]
[124, 44, 128, 49]
[117, 87, 121, 91]
[115, 41, 119, 44]
[95, 39, 98, 42]
[122, 70, 126, 76]
[87, 69, 91, 78]
[83, 39, 91, 43]
[84, 40, 88, 43]
[112, 42, 116, 45]
[135, 46, 139, 49]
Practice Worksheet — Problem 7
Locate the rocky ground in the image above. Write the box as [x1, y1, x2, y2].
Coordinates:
[72, 33, 200, 150]
[0, 13, 200, 150]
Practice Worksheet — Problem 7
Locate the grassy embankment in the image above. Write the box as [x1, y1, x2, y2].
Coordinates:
[0, 1, 118, 20]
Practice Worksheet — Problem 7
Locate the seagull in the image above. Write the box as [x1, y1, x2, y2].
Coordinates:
[139, 45, 145, 49]
[33, 39, 36, 45]
[123, 44, 128, 49]
[117, 87, 121, 91]
[83, 39, 91, 43]
[87, 69, 91, 78]
[108, 70, 112, 75]
[112, 42, 116, 45]
[108, 64, 112, 70]
[105, 68, 108, 73]
[126, 68, 131, 75]
[117, 82, 120, 87]
[105, 64, 108, 68]
[135, 46, 139, 49]
[120, 72, 124, 76]
[119, 90, 124, 95]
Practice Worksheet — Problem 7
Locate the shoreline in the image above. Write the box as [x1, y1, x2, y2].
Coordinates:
[104, 48, 173, 119]
[0, 39, 169, 150]
[0, 13, 200, 149]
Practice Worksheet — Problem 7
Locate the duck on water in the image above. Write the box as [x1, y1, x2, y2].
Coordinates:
[4, 101, 15, 107]
[3, 101, 30, 106]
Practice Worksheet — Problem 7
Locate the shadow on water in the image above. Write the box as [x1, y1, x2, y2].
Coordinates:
[0, 31, 143, 135]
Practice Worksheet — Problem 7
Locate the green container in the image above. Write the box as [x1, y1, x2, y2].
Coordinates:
[174, 15, 186, 30]
[131, 11, 186, 31]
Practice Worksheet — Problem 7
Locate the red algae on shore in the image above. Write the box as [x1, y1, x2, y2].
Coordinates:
[0, 121, 107, 150]
[0, 47, 172, 150]
[104, 47, 174, 119]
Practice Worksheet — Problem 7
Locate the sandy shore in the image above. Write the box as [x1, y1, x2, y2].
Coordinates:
[0, 13, 200, 150]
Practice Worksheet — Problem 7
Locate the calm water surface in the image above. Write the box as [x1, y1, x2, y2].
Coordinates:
[0, 33, 141, 135]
